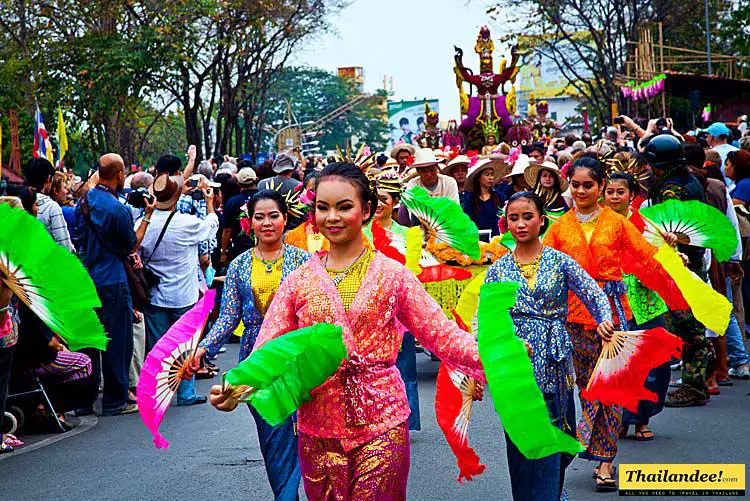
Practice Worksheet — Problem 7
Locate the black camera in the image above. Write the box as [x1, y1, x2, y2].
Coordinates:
[613, 117, 625, 125]
[188, 178, 199, 188]
[656, 118, 668, 129]
[127, 187, 154, 208]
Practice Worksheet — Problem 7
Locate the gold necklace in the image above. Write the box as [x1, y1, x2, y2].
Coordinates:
[512, 249, 542, 280]
[326, 248, 367, 285]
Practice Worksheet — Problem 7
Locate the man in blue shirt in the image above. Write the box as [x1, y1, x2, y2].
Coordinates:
[75, 153, 155, 416]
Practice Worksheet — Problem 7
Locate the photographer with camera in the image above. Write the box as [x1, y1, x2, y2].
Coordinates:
[176, 173, 220, 272]
[139, 173, 218, 406]
[74, 154, 156, 416]
[616, 116, 683, 151]
[126, 172, 155, 221]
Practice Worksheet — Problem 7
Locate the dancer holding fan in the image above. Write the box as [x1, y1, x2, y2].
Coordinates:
[186, 190, 310, 501]
[604, 172, 672, 441]
[208, 163, 486, 499]
[543, 157, 683, 491]
[485, 191, 614, 499]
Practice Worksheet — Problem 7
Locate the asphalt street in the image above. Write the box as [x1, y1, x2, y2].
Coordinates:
[1, 343, 748, 501]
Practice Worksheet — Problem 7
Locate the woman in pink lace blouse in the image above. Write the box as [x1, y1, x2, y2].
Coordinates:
[210, 162, 486, 499]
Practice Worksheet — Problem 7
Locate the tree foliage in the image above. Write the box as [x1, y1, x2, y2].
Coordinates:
[263, 68, 389, 153]
[487, 0, 736, 126]
[0, 0, 343, 170]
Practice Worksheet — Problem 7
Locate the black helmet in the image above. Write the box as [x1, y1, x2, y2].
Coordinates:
[644, 134, 684, 169]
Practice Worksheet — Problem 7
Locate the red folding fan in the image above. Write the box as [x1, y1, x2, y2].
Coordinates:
[435, 362, 485, 483]
[581, 328, 682, 413]
[433, 312, 485, 483]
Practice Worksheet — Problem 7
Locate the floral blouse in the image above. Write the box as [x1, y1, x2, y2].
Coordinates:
[200, 245, 310, 361]
[543, 206, 665, 328]
[485, 247, 612, 393]
[253, 251, 486, 451]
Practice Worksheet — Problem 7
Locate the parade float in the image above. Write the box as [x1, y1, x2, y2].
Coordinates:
[454, 26, 520, 151]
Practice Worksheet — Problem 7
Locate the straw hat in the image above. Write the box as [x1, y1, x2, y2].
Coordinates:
[524, 160, 569, 192]
[433, 149, 449, 164]
[410, 148, 441, 168]
[464, 157, 504, 192]
[390, 143, 415, 159]
[504, 154, 531, 179]
[441, 154, 470, 174]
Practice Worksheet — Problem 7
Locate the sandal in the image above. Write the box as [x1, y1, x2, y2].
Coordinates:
[195, 366, 218, 380]
[635, 429, 655, 441]
[595, 474, 617, 492]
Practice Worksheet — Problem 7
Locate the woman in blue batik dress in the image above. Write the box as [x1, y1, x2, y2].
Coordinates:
[485, 191, 614, 500]
[187, 190, 310, 501]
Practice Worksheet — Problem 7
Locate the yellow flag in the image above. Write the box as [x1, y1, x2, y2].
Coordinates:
[57, 107, 68, 166]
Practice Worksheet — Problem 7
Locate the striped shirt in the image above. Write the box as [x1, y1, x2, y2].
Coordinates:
[37, 194, 75, 252]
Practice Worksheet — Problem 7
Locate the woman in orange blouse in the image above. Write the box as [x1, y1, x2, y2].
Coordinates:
[543, 157, 670, 492]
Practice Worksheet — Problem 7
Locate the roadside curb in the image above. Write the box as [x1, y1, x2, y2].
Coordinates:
[0, 415, 98, 461]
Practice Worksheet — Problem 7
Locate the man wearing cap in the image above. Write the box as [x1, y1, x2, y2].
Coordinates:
[704, 122, 738, 187]
[221, 167, 258, 265]
[140, 173, 219, 406]
[390, 143, 416, 173]
[258, 151, 302, 196]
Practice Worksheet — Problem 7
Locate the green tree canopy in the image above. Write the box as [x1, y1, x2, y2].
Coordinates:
[263, 67, 389, 154]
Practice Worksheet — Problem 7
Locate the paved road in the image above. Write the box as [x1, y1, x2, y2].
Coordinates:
[1, 344, 748, 500]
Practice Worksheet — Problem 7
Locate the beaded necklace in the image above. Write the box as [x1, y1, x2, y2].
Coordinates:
[255, 245, 284, 273]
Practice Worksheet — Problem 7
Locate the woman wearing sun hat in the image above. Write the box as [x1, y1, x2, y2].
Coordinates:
[442, 154, 470, 204]
[498, 153, 532, 201]
[462, 157, 505, 236]
[525, 159, 571, 212]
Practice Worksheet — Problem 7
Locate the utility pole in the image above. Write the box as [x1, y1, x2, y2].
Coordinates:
[704, 0, 712, 74]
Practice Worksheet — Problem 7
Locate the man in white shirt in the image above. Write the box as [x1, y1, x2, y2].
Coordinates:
[704, 122, 738, 188]
[398, 148, 460, 226]
[404, 148, 460, 203]
[139, 173, 218, 406]
[23, 157, 75, 251]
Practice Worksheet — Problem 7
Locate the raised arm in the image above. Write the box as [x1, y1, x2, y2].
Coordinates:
[396, 270, 486, 382]
[199, 260, 243, 357]
[182, 145, 196, 180]
[453, 46, 474, 83]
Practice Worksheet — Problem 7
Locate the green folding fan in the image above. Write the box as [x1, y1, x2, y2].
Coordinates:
[639, 200, 738, 262]
[0, 204, 108, 351]
[224, 323, 347, 426]
[401, 186, 481, 259]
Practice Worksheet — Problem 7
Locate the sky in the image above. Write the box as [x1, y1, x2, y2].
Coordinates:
[295, 0, 514, 120]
